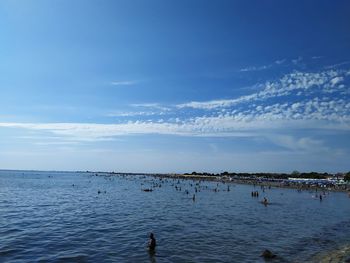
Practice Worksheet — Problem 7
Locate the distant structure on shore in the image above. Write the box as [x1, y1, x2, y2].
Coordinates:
[183, 170, 350, 181]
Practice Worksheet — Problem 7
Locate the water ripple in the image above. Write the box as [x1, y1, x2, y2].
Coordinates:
[0, 171, 350, 262]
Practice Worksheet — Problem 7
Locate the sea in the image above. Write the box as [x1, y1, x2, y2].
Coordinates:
[1, 170, 350, 263]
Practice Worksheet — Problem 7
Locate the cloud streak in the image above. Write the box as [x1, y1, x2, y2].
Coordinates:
[1, 66, 349, 156]
[177, 68, 348, 110]
[110, 80, 138, 86]
[0, 106, 349, 141]
[239, 58, 287, 72]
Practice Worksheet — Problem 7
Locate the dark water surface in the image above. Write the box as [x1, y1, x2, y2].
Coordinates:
[1, 170, 350, 262]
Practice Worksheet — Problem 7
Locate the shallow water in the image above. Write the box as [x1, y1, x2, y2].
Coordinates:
[0, 170, 350, 262]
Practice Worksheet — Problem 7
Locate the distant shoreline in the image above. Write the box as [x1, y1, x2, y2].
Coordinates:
[145, 173, 350, 193]
[85, 171, 350, 193]
[2, 169, 349, 193]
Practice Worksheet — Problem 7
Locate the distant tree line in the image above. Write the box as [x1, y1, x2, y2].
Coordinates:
[183, 171, 350, 180]
[345, 172, 350, 182]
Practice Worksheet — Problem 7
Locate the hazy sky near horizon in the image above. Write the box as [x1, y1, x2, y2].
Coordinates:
[0, 0, 350, 173]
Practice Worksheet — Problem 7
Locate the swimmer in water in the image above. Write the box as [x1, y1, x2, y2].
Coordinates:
[148, 233, 156, 251]
[262, 197, 268, 205]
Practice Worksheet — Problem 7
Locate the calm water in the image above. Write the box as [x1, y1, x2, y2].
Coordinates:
[1, 170, 350, 263]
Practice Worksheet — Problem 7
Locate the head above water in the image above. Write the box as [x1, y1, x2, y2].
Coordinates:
[150, 233, 154, 238]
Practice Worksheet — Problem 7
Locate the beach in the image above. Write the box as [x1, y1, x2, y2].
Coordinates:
[137, 172, 350, 193]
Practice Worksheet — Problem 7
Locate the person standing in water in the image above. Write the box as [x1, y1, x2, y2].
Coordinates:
[262, 197, 268, 205]
[148, 233, 156, 251]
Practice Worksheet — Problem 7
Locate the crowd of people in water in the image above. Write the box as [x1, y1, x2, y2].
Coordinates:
[251, 191, 259, 197]
[91, 172, 339, 206]
[87, 171, 348, 260]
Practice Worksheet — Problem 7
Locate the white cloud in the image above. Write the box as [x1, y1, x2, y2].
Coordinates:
[1, 88, 349, 157]
[130, 103, 170, 111]
[275, 59, 286, 64]
[240, 64, 271, 72]
[240, 56, 314, 72]
[330, 76, 344, 87]
[239, 58, 287, 72]
[110, 80, 137, 86]
[1, 66, 349, 151]
[267, 135, 328, 152]
[177, 98, 243, 110]
[177, 68, 348, 110]
[325, 61, 350, 69]
[106, 111, 164, 117]
[292, 56, 303, 64]
[1, 104, 349, 142]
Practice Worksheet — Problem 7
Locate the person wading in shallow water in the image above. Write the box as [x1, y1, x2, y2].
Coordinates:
[148, 233, 156, 251]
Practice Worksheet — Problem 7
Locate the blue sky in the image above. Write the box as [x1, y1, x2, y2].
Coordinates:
[0, 0, 349, 173]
